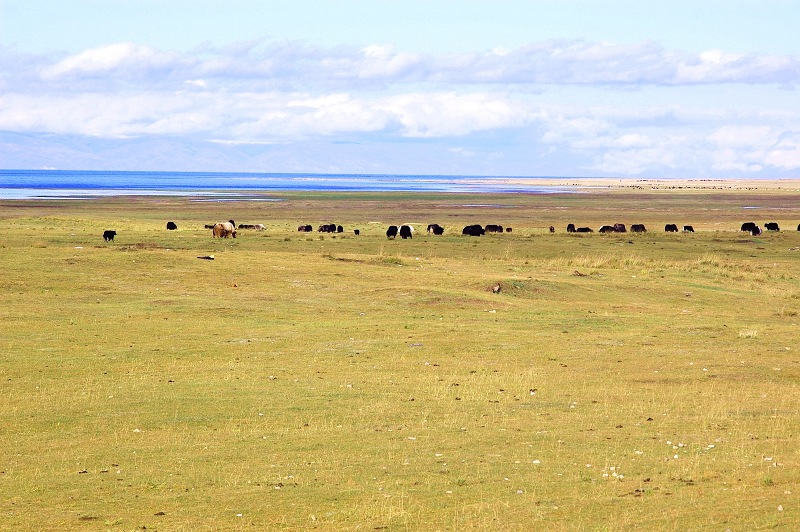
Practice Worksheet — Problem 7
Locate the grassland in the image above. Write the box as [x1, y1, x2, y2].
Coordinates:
[2, 188, 800, 531]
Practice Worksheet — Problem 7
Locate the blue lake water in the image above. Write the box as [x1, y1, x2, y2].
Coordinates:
[0, 169, 576, 199]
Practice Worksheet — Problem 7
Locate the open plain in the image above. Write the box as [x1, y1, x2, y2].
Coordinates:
[2, 185, 800, 530]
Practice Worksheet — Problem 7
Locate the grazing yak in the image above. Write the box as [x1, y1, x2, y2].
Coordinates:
[212, 221, 237, 238]
[298, 224, 313, 232]
[599, 225, 616, 233]
[741, 222, 757, 233]
[665, 224, 679, 232]
[386, 225, 399, 239]
[318, 223, 337, 233]
[204, 224, 215, 229]
[354, 229, 360, 236]
[613, 223, 627, 233]
[399, 225, 413, 239]
[765, 222, 780, 231]
[683, 225, 695, 232]
[238, 223, 265, 230]
[427, 223, 445, 235]
[484, 224, 504, 233]
[426, 224, 445, 235]
[576, 227, 593, 233]
[103, 230, 116, 242]
[549, 226, 555, 233]
[462, 224, 485, 236]
[751, 225, 763, 236]
[505, 227, 512, 232]
[166, 221, 177, 230]
[630, 224, 647, 233]
[567, 223, 576, 233]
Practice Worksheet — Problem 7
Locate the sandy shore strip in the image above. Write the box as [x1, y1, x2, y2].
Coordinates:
[485, 177, 800, 191]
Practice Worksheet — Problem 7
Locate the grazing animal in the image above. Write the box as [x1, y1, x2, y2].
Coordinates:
[337, 225, 343, 233]
[505, 227, 512, 232]
[212, 222, 237, 238]
[599, 225, 615, 233]
[426, 223, 445, 235]
[427, 223, 445, 235]
[166, 221, 177, 230]
[103, 230, 116, 242]
[399, 225, 413, 239]
[549, 226, 555, 233]
[630, 224, 647, 233]
[462, 224, 485, 236]
[298, 224, 312, 232]
[576, 227, 593, 233]
[797, 224, 800, 231]
[613, 223, 627, 233]
[665, 224, 679, 232]
[354, 229, 360, 235]
[741, 222, 757, 233]
[567, 223, 576, 233]
[683, 225, 695, 232]
[484, 224, 504, 233]
[204, 224, 215, 229]
[386, 225, 399, 239]
[751, 225, 763, 236]
[765, 222, 780, 231]
[238, 224, 265, 230]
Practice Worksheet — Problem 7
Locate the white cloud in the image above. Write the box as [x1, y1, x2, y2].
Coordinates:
[539, 111, 613, 144]
[2, 38, 800, 176]
[709, 125, 776, 149]
[283, 93, 389, 136]
[41, 42, 187, 79]
[357, 45, 421, 79]
[2, 39, 793, 91]
[711, 149, 756, 173]
[573, 133, 653, 149]
[381, 92, 531, 137]
[449, 147, 475, 157]
[765, 132, 800, 170]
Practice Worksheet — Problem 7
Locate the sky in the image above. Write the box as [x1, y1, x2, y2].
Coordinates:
[1, 0, 799, 177]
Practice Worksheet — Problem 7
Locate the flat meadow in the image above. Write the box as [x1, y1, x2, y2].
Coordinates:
[2, 185, 800, 530]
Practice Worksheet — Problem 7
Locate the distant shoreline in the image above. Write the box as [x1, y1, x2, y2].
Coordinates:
[490, 177, 800, 191]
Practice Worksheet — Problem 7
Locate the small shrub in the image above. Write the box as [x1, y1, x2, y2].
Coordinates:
[372, 256, 404, 266]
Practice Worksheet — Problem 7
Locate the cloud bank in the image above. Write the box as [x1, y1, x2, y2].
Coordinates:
[1, 39, 799, 176]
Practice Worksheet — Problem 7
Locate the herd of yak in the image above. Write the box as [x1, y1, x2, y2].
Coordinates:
[101, 220, 793, 242]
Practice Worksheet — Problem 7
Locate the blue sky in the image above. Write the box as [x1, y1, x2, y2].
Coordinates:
[1, 0, 799, 177]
